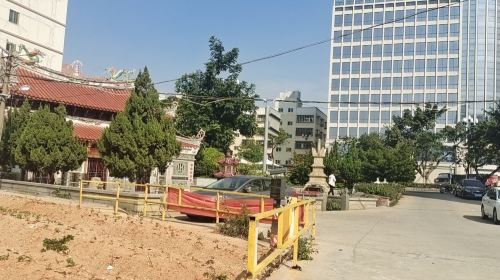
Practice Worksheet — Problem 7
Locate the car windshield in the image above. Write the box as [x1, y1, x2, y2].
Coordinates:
[464, 180, 484, 188]
[205, 177, 251, 191]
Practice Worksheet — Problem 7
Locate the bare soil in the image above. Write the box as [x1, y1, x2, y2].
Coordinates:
[0, 191, 249, 280]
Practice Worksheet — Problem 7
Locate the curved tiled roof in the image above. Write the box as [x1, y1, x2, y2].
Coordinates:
[73, 123, 105, 141]
[14, 68, 131, 112]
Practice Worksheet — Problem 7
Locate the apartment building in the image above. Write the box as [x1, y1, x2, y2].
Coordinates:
[0, 0, 68, 71]
[274, 91, 327, 166]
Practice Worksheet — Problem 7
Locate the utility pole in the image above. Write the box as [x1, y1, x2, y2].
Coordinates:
[0, 49, 13, 140]
[262, 99, 270, 174]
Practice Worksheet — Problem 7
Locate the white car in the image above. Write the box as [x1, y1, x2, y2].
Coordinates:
[481, 187, 500, 224]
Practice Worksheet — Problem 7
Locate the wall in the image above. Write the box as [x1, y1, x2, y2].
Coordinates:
[0, 0, 68, 71]
[0, 179, 163, 213]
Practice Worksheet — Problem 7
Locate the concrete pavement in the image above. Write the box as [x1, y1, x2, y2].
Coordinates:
[270, 192, 500, 280]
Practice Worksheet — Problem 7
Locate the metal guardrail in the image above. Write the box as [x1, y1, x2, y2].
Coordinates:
[246, 198, 316, 279]
[78, 180, 270, 223]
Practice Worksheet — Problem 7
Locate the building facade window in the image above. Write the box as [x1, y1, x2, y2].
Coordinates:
[9, 10, 19, 24]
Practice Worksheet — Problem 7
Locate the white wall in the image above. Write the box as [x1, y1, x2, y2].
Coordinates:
[0, 0, 68, 71]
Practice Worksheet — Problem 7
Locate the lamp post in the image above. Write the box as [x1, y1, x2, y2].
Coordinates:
[462, 115, 477, 178]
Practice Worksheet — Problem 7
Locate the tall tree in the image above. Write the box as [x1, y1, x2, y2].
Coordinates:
[194, 146, 224, 177]
[175, 36, 258, 152]
[98, 68, 180, 183]
[1, 100, 31, 170]
[386, 103, 448, 183]
[237, 139, 264, 163]
[13, 105, 87, 183]
[269, 128, 289, 161]
[288, 152, 313, 185]
[336, 138, 363, 187]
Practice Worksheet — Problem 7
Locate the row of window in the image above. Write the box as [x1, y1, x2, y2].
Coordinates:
[330, 110, 457, 123]
[333, 41, 459, 59]
[334, 6, 459, 28]
[332, 58, 459, 75]
[333, 24, 459, 44]
[331, 92, 458, 102]
[334, 0, 458, 8]
[331, 75, 459, 91]
[329, 125, 454, 139]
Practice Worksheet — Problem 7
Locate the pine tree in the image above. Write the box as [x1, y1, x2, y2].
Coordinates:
[98, 67, 180, 183]
[1, 100, 31, 170]
[13, 105, 87, 183]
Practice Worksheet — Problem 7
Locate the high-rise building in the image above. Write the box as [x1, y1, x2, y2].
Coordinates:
[274, 91, 327, 166]
[327, 0, 465, 145]
[0, 0, 68, 71]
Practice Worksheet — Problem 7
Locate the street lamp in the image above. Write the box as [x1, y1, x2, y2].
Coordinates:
[461, 115, 478, 178]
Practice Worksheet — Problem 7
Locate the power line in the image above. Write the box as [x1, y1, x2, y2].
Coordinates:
[152, 0, 465, 85]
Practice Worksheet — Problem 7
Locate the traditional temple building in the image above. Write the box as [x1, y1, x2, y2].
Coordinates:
[8, 64, 202, 187]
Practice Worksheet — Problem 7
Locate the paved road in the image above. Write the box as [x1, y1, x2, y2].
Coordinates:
[270, 192, 500, 280]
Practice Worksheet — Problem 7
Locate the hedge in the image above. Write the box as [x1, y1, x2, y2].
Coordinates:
[354, 183, 406, 205]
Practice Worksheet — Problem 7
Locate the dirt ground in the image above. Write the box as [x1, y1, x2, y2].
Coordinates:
[0, 191, 251, 280]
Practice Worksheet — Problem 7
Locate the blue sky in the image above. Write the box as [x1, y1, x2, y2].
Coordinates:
[63, 1, 333, 108]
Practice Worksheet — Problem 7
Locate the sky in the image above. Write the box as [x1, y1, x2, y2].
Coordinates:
[63, 1, 333, 110]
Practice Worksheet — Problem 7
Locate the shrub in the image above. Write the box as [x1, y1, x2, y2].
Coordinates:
[354, 183, 405, 205]
[42, 235, 74, 253]
[403, 183, 440, 189]
[217, 206, 249, 238]
[298, 236, 317, 260]
[326, 197, 342, 211]
[52, 188, 71, 199]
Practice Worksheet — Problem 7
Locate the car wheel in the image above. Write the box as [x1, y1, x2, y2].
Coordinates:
[481, 205, 488, 219]
[494, 209, 499, 225]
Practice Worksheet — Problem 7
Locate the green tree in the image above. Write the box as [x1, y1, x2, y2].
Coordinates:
[194, 146, 224, 177]
[1, 100, 31, 170]
[336, 139, 363, 187]
[288, 152, 313, 185]
[386, 104, 448, 183]
[175, 36, 258, 152]
[238, 139, 264, 163]
[13, 105, 86, 183]
[98, 67, 180, 183]
[324, 141, 340, 176]
[269, 128, 289, 161]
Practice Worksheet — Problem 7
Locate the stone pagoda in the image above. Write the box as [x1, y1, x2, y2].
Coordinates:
[305, 140, 328, 191]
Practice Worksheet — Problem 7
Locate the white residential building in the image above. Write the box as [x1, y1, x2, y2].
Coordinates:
[274, 91, 327, 166]
[231, 107, 281, 160]
[0, 0, 68, 71]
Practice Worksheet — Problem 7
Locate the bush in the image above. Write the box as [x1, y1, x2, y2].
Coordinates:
[217, 206, 249, 238]
[326, 197, 342, 211]
[403, 183, 440, 189]
[195, 147, 224, 177]
[355, 183, 405, 205]
[42, 235, 74, 253]
[298, 236, 317, 260]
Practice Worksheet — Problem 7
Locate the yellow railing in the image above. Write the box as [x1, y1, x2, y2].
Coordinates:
[246, 198, 316, 279]
[79, 180, 270, 223]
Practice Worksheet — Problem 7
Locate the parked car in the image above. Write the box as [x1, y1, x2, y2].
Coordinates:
[455, 179, 486, 199]
[194, 176, 272, 197]
[481, 187, 500, 224]
[178, 176, 275, 220]
[435, 173, 453, 193]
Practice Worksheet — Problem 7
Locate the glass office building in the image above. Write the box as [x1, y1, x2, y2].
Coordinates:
[327, 0, 496, 142]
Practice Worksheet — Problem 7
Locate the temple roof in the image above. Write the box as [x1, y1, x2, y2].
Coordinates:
[73, 122, 105, 141]
[13, 67, 132, 113]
